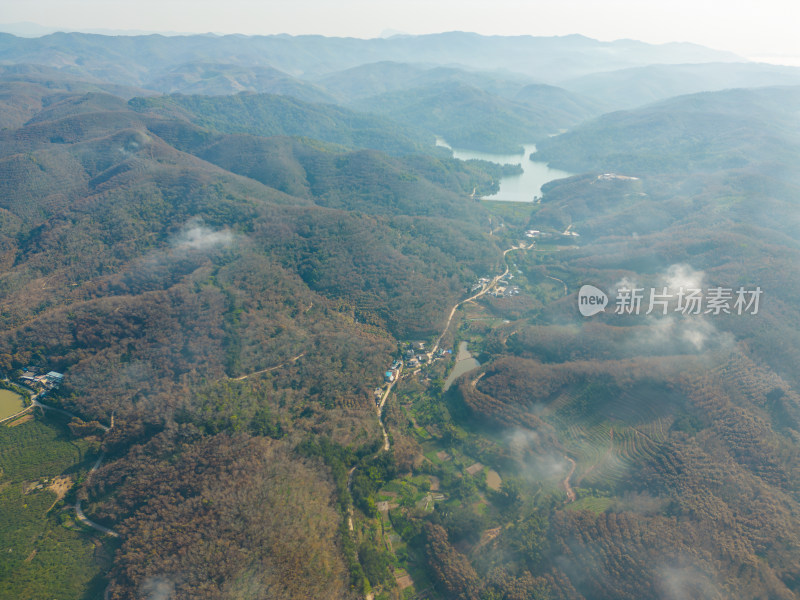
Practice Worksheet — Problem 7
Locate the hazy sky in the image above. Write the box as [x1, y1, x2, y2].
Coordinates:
[4, 0, 800, 63]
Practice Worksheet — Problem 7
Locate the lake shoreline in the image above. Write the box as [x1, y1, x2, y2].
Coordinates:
[443, 341, 481, 392]
[436, 138, 573, 202]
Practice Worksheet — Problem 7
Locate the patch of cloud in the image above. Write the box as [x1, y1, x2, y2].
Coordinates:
[680, 317, 717, 351]
[625, 314, 733, 354]
[171, 217, 236, 251]
[612, 275, 639, 291]
[505, 428, 570, 482]
[614, 264, 738, 353]
[664, 263, 705, 292]
[506, 427, 540, 455]
[647, 314, 676, 341]
[114, 217, 242, 293]
[139, 576, 176, 600]
[657, 565, 722, 600]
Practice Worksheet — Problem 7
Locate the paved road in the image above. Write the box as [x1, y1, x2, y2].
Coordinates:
[75, 452, 120, 537]
[350, 242, 530, 599]
[75, 499, 119, 537]
[376, 365, 401, 451]
[32, 398, 110, 431]
[429, 243, 530, 358]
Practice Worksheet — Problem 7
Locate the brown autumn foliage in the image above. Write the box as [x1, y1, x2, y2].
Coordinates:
[85, 427, 356, 600]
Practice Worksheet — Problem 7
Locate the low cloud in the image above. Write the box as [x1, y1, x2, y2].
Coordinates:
[115, 217, 242, 292]
[171, 217, 236, 251]
[139, 576, 175, 600]
[680, 317, 718, 351]
[613, 275, 639, 291]
[623, 314, 733, 354]
[611, 264, 737, 353]
[664, 263, 705, 292]
[505, 428, 569, 481]
[657, 565, 721, 600]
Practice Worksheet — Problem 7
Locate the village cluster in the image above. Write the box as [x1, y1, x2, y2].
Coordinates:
[470, 276, 520, 298]
[19, 366, 64, 391]
[374, 341, 454, 404]
[525, 227, 579, 239]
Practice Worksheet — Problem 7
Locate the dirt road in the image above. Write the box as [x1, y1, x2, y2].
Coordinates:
[429, 243, 529, 357]
[232, 353, 305, 380]
[563, 456, 577, 503]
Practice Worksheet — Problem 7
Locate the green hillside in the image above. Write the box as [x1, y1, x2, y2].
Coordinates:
[533, 85, 800, 175]
[352, 82, 571, 153]
[3, 32, 800, 600]
[144, 61, 337, 102]
[129, 92, 432, 155]
[316, 61, 533, 100]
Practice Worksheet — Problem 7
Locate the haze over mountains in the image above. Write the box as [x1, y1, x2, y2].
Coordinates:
[0, 31, 742, 82]
[2, 28, 800, 600]
[2, 30, 797, 154]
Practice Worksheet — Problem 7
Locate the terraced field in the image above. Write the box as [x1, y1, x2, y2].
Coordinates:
[540, 382, 681, 491]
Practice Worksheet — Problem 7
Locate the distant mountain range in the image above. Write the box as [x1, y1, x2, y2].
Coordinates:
[6, 31, 797, 154]
[0, 30, 741, 84]
[562, 62, 800, 109]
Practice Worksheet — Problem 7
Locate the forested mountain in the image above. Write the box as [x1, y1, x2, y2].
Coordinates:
[316, 62, 533, 101]
[439, 82, 800, 599]
[350, 83, 553, 152]
[349, 81, 604, 152]
[562, 61, 800, 109]
[127, 92, 434, 156]
[3, 29, 800, 600]
[143, 62, 337, 102]
[0, 32, 788, 154]
[533, 85, 800, 174]
[512, 83, 606, 122]
[0, 76, 509, 596]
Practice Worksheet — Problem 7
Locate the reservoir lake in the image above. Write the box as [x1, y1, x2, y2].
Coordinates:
[436, 138, 572, 202]
[443, 341, 481, 392]
[0, 389, 25, 420]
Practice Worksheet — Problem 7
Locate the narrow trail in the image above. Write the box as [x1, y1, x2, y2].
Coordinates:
[75, 453, 119, 537]
[346, 368, 400, 585]
[471, 372, 486, 389]
[346, 466, 357, 532]
[232, 353, 305, 380]
[563, 456, 577, 503]
[31, 398, 110, 432]
[545, 274, 568, 297]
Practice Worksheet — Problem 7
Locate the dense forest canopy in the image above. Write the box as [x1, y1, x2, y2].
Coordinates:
[1, 30, 800, 600]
